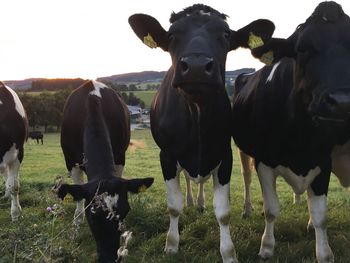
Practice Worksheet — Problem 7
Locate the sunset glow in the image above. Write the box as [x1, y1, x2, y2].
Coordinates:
[0, 0, 349, 80]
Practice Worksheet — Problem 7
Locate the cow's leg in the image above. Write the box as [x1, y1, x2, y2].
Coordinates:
[293, 193, 302, 204]
[184, 171, 194, 206]
[257, 162, 279, 260]
[307, 188, 334, 263]
[161, 152, 183, 254]
[239, 150, 253, 218]
[213, 149, 238, 263]
[6, 159, 22, 221]
[197, 182, 205, 211]
[71, 165, 85, 225]
[115, 165, 124, 178]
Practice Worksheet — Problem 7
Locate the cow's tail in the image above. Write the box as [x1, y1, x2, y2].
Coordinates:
[84, 95, 116, 176]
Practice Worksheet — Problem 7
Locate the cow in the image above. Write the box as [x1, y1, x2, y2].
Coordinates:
[232, 2, 350, 262]
[60, 80, 131, 224]
[129, 4, 275, 262]
[57, 94, 154, 263]
[28, 131, 43, 144]
[0, 82, 28, 221]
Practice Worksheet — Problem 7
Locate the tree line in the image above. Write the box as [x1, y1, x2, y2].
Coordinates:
[18, 82, 146, 132]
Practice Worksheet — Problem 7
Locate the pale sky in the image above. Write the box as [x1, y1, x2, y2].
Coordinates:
[0, 0, 349, 80]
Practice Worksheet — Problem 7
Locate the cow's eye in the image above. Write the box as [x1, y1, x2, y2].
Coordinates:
[223, 31, 231, 40]
[168, 33, 175, 41]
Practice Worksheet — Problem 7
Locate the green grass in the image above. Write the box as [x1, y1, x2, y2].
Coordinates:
[127, 90, 156, 109]
[1, 131, 350, 262]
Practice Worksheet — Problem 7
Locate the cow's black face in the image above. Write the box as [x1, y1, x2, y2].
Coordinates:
[129, 4, 275, 101]
[168, 14, 230, 96]
[57, 177, 154, 263]
[254, 2, 350, 124]
[293, 6, 350, 124]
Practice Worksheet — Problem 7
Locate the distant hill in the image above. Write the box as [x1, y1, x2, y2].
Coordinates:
[3, 68, 255, 91]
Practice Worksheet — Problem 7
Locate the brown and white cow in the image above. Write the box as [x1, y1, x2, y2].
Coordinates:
[129, 4, 274, 262]
[0, 82, 28, 221]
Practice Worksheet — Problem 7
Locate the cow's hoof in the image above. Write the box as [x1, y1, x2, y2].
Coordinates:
[258, 248, 274, 260]
[164, 246, 178, 254]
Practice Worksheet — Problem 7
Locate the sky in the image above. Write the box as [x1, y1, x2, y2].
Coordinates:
[0, 0, 349, 81]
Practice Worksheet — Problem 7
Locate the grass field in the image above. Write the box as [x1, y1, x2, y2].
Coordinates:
[127, 91, 156, 109]
[1, 131, 350, 263]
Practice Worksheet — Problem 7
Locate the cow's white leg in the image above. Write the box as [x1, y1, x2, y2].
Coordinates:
[6, 159, 22, 221]
[165, 175, 183, 254]
[293, 193, 302, 204]
[239, 151, 253, 218]
[257, 163, 279, 260]
[71, 165, 85, 225]
[213, 174, 238, 263]
[184, 171, 194, 206]
[197, 182, 205, 211]
[115, 165, 124, 178]
[307, 188, 334, 263]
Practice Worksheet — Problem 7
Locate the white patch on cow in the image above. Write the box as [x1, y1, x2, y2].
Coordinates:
[266, 61, 281, 83]
[212, 167, 238, 263]
[4, 85, 26, 118]
[332, 140, 350, 187]
[104, 194, 119, 220]
[276, 165, 320, 194]
[0, 99, 3, 104]
[199, 10, 211, 16]
[89, 80, 107, 98]
[307, 189, 334, 262]
[165, 174, 183, 254]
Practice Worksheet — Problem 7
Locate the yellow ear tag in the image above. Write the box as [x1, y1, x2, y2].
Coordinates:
[63, 195, 73, 204]
[138, 185, 148, 193]
[260, 50, 274, 65]
[143, 33, 157, 48]
[248, 32, 264, 49]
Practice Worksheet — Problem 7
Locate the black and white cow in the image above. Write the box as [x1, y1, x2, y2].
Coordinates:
[57, 89, 154, 263]
[60, 80, 132, 224]
[28, 131, 43, 144]
[129, 4, 274, 262]
[0, 82, 28, 221]
[232, 2, 350, 262]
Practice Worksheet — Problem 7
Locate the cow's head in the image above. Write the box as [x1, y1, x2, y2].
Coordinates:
[254, 1, 350, 125]
[57, 177, 154, 263]
[129, 4, 274, 100]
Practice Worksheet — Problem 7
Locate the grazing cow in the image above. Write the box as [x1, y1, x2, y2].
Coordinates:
[57, 94, 154, 263]
[129, 4, 274, 262]
[61, 80, 131, 224]
[232, 2, 350, 262]
[28, 131, 43, 144]
[0, 82, 28, 221]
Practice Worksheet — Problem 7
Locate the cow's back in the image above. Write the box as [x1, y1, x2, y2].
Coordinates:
[0, 83, 27, 163]
[61, 80, 130, 171]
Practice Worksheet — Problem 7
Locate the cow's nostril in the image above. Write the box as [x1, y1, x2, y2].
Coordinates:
[205, 60, 214, 75]
[180, 60, 189, 74]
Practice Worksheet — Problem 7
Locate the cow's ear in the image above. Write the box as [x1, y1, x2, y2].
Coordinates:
[252, 37, 295, 65]
[129, 14, 169, 51]
[57, 184, 87, 201]
[125, 177, 154, 194]
[230, 19, 275, 51]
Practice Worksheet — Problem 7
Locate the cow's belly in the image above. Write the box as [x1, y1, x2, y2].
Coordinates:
[332, 140, 350, 187]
